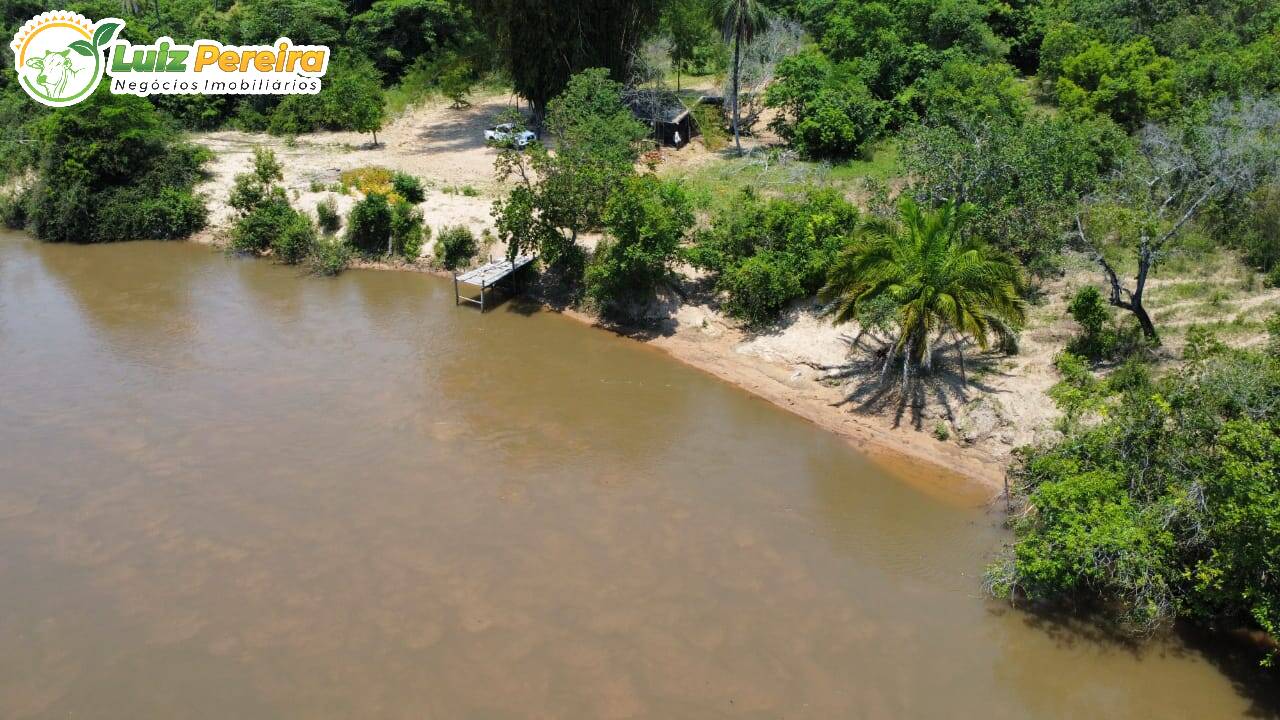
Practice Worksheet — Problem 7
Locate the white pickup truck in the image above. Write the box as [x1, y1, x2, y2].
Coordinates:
[484, 123, 536, 148]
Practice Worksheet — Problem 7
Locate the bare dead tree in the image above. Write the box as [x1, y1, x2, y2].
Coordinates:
[1073, 96, 1280, 341]
[717, 19, 802, 139]
[623, 40, 674, 144]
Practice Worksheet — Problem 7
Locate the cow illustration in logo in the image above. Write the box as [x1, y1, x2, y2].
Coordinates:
[11, 12, 123, 107]
[27, 48, 82, 98]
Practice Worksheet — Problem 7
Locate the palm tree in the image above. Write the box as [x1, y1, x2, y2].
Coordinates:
[820, 198, 1026, 389]
[719, 0, 769, 155]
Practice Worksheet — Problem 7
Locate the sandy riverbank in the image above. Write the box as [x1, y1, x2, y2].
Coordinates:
[189, 93, 1071, 500]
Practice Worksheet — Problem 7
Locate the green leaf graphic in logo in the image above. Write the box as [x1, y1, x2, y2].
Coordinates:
[69, 40, 94, 56]
[92, 21, 120, 48]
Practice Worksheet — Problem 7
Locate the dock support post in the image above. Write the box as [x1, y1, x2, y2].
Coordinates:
[453, 273, 459, 305]
[480, 281, 485, 312]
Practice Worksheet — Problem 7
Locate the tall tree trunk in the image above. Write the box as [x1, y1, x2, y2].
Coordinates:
[1130, 295, 1158, 341]
[731, 32, 741, 155]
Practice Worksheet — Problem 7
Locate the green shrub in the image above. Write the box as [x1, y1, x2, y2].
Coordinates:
[1065, 286, 1119, 362]
[310, 236, 352, 276]
[390, 200, 426, 259]
[230, 147, 285, 214]
[720, 251, 804, 326]
[690, 103, 727, 151]
[23, 91, 209, 244]
[316, 196, 342, 233]
[766, 49, 889, 159]
[232, 197, 298, 254]
[1267, 311, 1280, 358]
[688, 188, 859, 325]
[991, 340, 1280, 648]
[345, 192, 393, 253]
[391, 172, 426, 203]
[271, 212, 316, 265]
[1241, 184, 1280, 275]
[93, 187, 207, 242]
[585, 176, 694, 317]
[0, 189, 29, 230]
[434, 225, 477, 270]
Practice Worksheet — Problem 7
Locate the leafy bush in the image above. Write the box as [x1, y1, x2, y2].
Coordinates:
[23, 91, 208, 244]
[0, 189, 27, 229]
[585, 175, 694, 317]
[687, 188, 860, 324]
[1065, 286, 1120, 362]
[491, 68, 649, 278]
[271, 212, 317, 265]
[316, 196, 342, 233]
[230, 147, 285, 214]
[766, 49, 889, 159]
[434, 225, 477, 270]
[991, 338, 1280, 649]
[391, 172, 426, 203]
[93, 187, 208, 242]
[390, 200, 427, 259]
[720, 251, 805, 326]
[232, 197, 298, 254]
[310, 236, 352, 276]
[690, 103, 727, 151]
[345, 192, 393, 253]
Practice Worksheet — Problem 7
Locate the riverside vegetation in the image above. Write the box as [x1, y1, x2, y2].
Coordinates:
[1, 0, 1279, 669]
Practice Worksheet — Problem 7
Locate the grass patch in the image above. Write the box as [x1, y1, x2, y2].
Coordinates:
[442, 184, 481, 197]
[662, 141, 902, 212]
[1147, 280, 1215, 305]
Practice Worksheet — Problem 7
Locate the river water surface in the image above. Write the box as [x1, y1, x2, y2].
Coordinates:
[0, 234, 1273, 718]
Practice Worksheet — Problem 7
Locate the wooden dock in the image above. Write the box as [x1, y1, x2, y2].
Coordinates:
[453, 255, 536, 311]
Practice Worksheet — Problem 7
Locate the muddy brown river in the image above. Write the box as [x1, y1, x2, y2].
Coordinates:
[0, 233, 1274, 718]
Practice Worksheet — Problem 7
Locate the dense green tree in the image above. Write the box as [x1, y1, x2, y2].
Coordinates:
[909, 57, 1028, 125]
[821, 198, 1025, 381]
[492, 69, 648, 276]
[1054, 36, 1179, 126]
[346, 0, 475, 79]
[586, 175, 694, 317]
[662, 0, 717, 90]
[991, 333, 1280, 647]
[470, 0, 666, 121]
[325, 56, 387, 144]
[234, 0, 349, 45]
[20, 90, 207, 244]
[686, 188, 860, 324]
[765, 49, 888, 159]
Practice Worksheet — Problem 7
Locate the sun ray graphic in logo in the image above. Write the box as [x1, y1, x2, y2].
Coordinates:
[11, 12, 123, 107]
